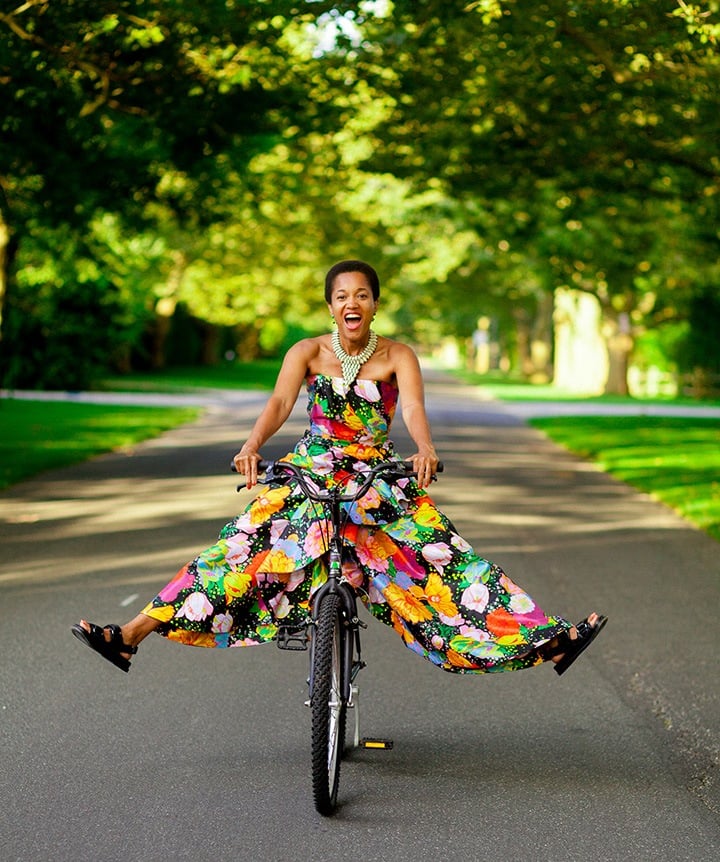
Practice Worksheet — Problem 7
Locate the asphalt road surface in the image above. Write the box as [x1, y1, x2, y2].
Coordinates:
[1, 377, 718, 862]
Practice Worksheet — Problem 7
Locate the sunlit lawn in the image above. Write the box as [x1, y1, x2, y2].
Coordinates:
[0, 399, 200, 490]
[450, 370, 720, 541]
[455, 369, 720, 407]
[530, 415, 720, 543]
[99, 359, 282, 393]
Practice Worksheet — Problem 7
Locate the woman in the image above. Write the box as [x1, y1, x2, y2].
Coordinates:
[72, 260, 606, 674]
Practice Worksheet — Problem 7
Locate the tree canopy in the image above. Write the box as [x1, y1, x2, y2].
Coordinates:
[1, 0, 718, 391]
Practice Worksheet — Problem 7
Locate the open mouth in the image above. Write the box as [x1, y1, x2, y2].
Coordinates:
[344, 314, 362, 327]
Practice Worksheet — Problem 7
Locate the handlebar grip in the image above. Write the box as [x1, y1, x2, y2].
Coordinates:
[399, 460, 444, 473]
[230, 458, 271, 474]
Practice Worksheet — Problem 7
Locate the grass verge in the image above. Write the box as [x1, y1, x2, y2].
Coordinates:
[454, 370, 720, 407]
[0, 399, 200, 490]
[530, 415, 720, 543]
[99, 360, 282, 393]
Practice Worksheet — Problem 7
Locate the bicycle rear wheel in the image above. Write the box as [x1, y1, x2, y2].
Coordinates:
[311, 592, 347, 815]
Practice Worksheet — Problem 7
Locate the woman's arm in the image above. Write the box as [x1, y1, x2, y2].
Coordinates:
[393, 343, 439, 488]
[232, 340, 315, 488]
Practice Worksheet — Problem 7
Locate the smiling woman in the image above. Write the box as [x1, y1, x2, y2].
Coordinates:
[73, 259, 606, 681]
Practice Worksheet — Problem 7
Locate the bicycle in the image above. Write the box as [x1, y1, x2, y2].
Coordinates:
[233, 456, 442, 815]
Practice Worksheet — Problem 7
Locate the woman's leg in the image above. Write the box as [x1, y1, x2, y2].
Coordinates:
[74, 613, 160, 664]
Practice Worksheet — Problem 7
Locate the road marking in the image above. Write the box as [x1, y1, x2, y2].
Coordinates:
[120, 593, 139, 607]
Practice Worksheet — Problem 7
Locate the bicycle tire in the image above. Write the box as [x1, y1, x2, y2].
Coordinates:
[311, 592, 347, 815]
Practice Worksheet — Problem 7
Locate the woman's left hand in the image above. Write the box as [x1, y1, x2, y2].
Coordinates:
[410, 451, 440, 488]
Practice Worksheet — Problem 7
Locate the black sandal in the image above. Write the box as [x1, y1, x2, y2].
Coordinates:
[543, 615, 608, 676]
[71, 622, 137, 673]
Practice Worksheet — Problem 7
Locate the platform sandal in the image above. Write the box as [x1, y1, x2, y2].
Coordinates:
[71, 622, 137, 673]
[543, 614, 608, 676]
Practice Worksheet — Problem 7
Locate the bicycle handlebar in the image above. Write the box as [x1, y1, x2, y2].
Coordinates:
[231, 457, 443, 502]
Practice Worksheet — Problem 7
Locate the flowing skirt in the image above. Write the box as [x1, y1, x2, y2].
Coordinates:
[141, 440, 569, 674]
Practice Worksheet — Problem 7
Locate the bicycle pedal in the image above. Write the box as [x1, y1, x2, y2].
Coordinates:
[359, 738, 393, 750]
[275, 624, 310, 651]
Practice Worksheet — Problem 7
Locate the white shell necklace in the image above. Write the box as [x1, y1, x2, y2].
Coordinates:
[332, 329, 378, 387]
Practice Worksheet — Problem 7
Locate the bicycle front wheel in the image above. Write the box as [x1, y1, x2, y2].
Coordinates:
[311, 592, 347, 815]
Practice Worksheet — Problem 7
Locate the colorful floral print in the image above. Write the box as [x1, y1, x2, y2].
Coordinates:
[142, 374, 570, 672]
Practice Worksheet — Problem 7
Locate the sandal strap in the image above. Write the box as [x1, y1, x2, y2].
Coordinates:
[104, 624, 138, 654]
[574, 618, 598, 642]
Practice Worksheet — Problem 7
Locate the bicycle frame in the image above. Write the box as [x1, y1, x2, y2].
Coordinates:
[232, 455, 442, 813]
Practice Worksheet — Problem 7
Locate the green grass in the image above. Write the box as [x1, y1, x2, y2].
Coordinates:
[0, 399, 200, 490]
[99, 360, 282, 393]
[530, 415, 720, 542]
[453, 369, 720, 407]
[452, 368, 720, 540]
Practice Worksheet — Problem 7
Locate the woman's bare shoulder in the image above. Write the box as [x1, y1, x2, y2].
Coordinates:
[382, 337, 420, 366]
[285, 335, 326, 364]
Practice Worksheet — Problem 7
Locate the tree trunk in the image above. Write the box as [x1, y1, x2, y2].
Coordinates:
[529, 291, 554, 382]
[150, 308, 175, 370]
[151, 251, 187, 369]
[513, 307, 533, 377]
[200, 322, 221, 366]
[235, 324, 261, 361]
[514, 298, 553, 381]
[604, 312, 633, 396]
[0, 190, 19, 386]
[0, 192, 17, 343]
[552, 288, 607, 395]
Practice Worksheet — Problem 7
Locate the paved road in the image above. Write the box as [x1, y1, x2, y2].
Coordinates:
[1, 378, 718, 862]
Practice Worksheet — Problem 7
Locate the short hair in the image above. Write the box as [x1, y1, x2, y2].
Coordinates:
[324, 260, 380, 303]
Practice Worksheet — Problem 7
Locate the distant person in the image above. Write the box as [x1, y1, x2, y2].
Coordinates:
[73, 260, 606, 676]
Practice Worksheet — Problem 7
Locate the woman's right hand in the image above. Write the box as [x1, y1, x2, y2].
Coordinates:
[409, 449, 440, 488]
[232, 448, 262, 489]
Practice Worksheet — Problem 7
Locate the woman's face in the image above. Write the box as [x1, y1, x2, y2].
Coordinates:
[328, 271, 378, 339]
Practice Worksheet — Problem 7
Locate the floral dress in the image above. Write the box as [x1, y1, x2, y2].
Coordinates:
[142, 373, 570, 673]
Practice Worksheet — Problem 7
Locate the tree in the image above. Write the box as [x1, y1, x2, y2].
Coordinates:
[0, 0, 357, 384]
[345, 0, 720, 390]
[3, 1, 719, 390]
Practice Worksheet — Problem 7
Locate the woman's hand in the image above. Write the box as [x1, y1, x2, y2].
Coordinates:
[410, 449, 440, 489]
[232, 447, 262, 489]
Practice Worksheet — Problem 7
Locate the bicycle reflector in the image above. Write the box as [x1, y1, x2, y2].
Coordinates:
[359, 738, 394, 750]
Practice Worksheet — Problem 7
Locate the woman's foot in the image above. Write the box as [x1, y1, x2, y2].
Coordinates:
[71, 614, 158, 673]
[542, 612, 608, 676]
[71, 621, 138, 672]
